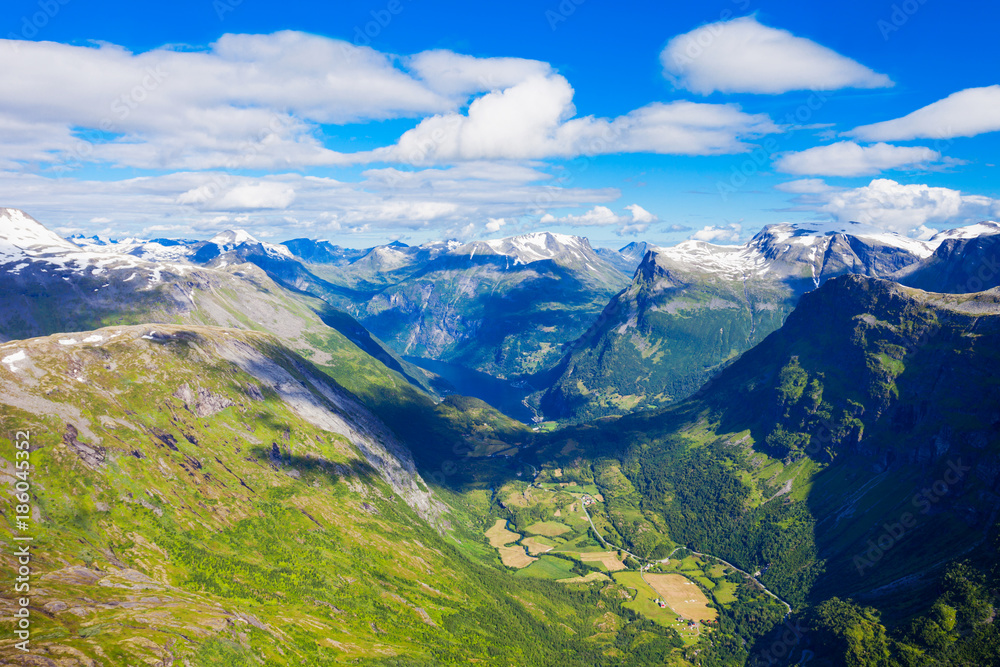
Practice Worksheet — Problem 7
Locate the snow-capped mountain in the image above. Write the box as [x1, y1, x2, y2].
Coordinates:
[649, 221, 1000, 286]
[67, 227, 295, 266]
[275, 231, 631, 379]
[453, 231, 593, 264]
[199, 229, 294, 261]
[0, 208, 192, 282]
[541, 220, 1000, 421]
[649, 222, 946, 286]
[1, 208, 85, 262]
[896, 222, 1000, 293]
[281, 238, 374, 266]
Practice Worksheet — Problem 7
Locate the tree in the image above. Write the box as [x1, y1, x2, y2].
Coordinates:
[809, 598, 898, 667]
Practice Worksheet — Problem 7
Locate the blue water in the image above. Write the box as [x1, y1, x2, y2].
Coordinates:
[404, 356, 535, 424]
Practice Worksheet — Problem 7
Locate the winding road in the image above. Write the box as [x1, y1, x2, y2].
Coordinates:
[528, 479, 793, 616]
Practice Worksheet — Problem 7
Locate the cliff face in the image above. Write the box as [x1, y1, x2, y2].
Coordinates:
[897, 233, 1000, 294]
[539, 225, 935, 422]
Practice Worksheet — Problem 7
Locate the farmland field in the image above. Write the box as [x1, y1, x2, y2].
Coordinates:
[713, 581, 738, 604]
[558, 571, 610, 585]
[524, 520, 571, 536]
[485, 518, 520, 548]
[485, 519, 537, 568]
[577, 551, 626, 571]
[522, 536, 555, 555]
[514, 556, 576, 580]
[644, 573, 717, 622]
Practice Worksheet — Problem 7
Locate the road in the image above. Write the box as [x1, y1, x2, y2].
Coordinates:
[536, 482, 793, 616]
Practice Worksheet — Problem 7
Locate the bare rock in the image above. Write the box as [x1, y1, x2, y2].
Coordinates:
[63, 423, 105, 468]
[173, 383, 235, 417]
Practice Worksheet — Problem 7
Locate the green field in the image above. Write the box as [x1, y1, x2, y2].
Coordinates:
[525, 520, 572, 536]
[713, 581, 738, 604]
[515, 555, 577, 580]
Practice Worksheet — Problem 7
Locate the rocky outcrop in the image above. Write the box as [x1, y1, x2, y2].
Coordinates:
[63, 423, 105, 468]
[173, 383, 236, 417]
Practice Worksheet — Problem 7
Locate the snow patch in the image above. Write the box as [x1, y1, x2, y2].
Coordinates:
[3, 350, 26, 371]
[209, 229, 259, 246]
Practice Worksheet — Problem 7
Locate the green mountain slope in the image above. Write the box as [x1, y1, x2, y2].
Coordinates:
[0, 325, 686, 665]
[292, 233, 630, 381]
[539, 225, 935, 422]
[520, 275, 1000, 663]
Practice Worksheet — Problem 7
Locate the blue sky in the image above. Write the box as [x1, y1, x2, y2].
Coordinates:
[1, 0, 999, 248]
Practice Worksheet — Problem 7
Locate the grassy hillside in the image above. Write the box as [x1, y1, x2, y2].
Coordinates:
[0, 325, 688, 665]
[513, 276, 1000, 664]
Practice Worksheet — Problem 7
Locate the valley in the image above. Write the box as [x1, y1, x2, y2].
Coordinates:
[1, 209, 999, 666]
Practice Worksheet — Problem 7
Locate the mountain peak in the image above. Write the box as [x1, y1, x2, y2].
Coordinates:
[927, 220, 1000, 243]
[470, 231, 594, 263]
[0, 208, 81, 262]
[208, 229, 259, 246]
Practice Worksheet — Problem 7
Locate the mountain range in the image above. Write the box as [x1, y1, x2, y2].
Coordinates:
[3, 207, 1000, 665]
[540, 220, 1000, 421]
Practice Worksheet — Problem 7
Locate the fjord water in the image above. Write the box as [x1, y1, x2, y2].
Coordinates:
[405, 355, 536, 423]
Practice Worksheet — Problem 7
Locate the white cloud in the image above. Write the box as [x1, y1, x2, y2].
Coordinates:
[691, 223, 741, 243]
[848, 85, 1000, 141]
[625, 204, 654, 224]
[539, 204, 658, 236]
[0, 164, 622, 241]
[787, 178, 1000, 235]
[0, 33, 559, 172]
[485, 218, 507, 233]
[775, 141, 940, 176]
[661, 16, 892, 95]
[405, 50, 552, 97]
[373, 74, 779, 163]
[774, 178, 836, 194]
[0, 32, 784, 175]
[213, 182, 297, 210]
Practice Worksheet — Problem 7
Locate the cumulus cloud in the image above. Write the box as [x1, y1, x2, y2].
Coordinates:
[539, 204, 658, 236]
[485, 218, 507, 233]
[661, 16, 892, 95]
[405, 50, 552, 97]
[0, 32, 468, 171]
[625, 204, 655, 224]
[0, 34, 568, 172]
[0, 164, 622, 241]
[691, 223, 742, 243]
[775, 141, 940, 176]
[0, 32, 783, 174]
[786, 178, 1000, 235]
[848, 85, 1000, 141]
[373, 74, 779, 163]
